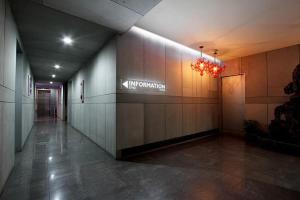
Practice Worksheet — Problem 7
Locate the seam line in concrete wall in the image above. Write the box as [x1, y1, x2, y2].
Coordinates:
[0, 84, 15, 92]
[1, 82, 16, 93]
[142, 29, 145, 85]
[298, 44, 300, 63]
[75, 93, 116, 99]
[1, 0, 6, 85]
[266, 52, 269, 123]
[143, 103, 146, 144]
[164, 40, 166, 96]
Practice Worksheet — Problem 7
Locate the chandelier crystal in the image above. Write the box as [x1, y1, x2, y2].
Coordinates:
[191, 47, 225, 78]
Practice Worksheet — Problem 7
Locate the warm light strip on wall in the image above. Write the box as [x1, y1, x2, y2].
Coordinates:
[131, 26, 221, 64]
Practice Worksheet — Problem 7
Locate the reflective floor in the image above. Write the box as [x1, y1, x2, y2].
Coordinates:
[1, 120, 300, 200]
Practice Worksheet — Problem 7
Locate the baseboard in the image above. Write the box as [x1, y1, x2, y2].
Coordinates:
[120, 129, 219, 159]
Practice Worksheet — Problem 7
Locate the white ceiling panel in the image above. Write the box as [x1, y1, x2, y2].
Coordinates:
[137, 0, 300, 60]
[111, 0, 162, 15]
[43, 0, 161, 32]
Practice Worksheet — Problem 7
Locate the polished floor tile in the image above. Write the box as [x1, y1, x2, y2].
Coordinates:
[1, 119, 300, 200]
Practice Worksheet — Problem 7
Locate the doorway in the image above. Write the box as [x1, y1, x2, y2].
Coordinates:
[36, 89, 52, 118]
[35, 82, 64, 121]
[222, 75, 245, 135]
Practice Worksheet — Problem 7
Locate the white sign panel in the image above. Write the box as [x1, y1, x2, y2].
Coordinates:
[121, 80, 166, 92]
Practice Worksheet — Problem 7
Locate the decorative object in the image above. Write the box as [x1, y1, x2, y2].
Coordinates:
[269, 64, 300, 141]
[191, 47, 225, 78]
[27, 74, 32, 96]
[191, 46, 210, 76]
[29, 76, 33, 95]
[80, 80, 84, 103]
[208, 50, 226, 78]
[244, 64, 300, 155]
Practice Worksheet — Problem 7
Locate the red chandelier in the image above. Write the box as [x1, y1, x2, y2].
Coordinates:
[191, 47, 225, 78]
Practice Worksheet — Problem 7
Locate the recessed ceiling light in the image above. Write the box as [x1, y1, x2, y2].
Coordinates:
[50, 81, 53, 84]
[54, 64, 61, 69]
[52, 74, 56, 78]
[62, 36, 73, 45]
[50, 173, 55, 180]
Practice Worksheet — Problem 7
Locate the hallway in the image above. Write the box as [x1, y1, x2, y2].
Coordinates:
[1, 121, 300, 200]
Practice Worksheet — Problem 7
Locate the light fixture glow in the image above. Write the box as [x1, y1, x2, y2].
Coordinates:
[50, 174, 55, 180]
[52, 74, 56, 78]
[131, 26, 221, 64]
[54, 64, 61, 69]
[62, 36, 73, 45]
[49, 81, 53, 84]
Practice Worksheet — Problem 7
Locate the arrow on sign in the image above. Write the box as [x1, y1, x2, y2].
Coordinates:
[122, 81, 129, 88]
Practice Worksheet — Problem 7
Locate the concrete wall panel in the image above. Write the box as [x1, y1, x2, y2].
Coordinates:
[196, 104, 218, 132]
[105, 104, 116, 157]
[84, 105, 89, 138]
[0, 102, 2, 189]
[209, 77, 218, 98]
[245, 104, 268, 127]
[1, 103, 14, 190]
[144, 37, 165, 86]
[166, 45, 182, 96]
[165, 104, 182, 139]
[117, 103, 144, 149]
[195, 72, 202, 97]
[182, 104, 197, 135]
[96, 104, 106, 148]
[0, 86, 14, 103]
[0, 0, 4, 84]
[212, 104, 219, 129]
[202, 104, 213, 131]
[90, 104, 97, 142]
[144, 104, 165, 144]
[105, 42, 117, 94]
[117, 30, 143, 81]
[182, 52, 195, 97]
[21, 103, 34, 146]
[223, 58, 241, 77]
[201, 74, 210, 97]
[196, 104, 205, 132]
[242, 53, 267, 97]
[267, 45, 299, 96]
[4, 4, 16, 90]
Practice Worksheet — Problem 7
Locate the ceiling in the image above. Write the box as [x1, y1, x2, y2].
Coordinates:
[10, 0, 300, 83]
[9, 0, 162, 82]
[137, 0, 300, 60]
[38, 0, 162, 32]
[36, 82, 62, 89]
[10, 0, 116, 82]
